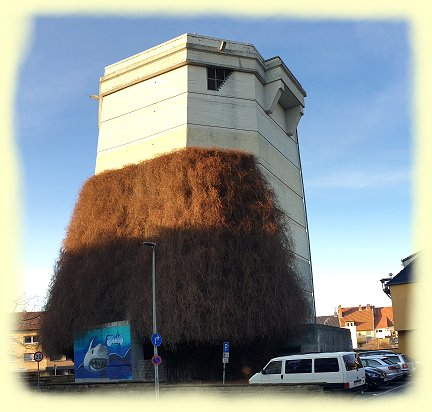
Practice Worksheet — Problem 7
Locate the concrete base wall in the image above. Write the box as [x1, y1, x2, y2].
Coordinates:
[279, 324, 353, 354]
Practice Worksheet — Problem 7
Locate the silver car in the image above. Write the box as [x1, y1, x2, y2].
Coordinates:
[359, 355, 403, 381]
[383, 353, 414, 377]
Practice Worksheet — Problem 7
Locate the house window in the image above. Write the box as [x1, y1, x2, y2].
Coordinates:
[24, 335, 39, 344]
[24, 353, 35, 362]
[345, 322, 354, 327]
[207, 67, 233, 91]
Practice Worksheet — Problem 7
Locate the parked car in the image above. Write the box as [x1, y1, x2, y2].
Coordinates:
[357, 350, 395, 356]
[249, 352, 365, 391]
[359, 355, 403, 381]
[364, 366, 388, 391]
[382, 353, 414, 377]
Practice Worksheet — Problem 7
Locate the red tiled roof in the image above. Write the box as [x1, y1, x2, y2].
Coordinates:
[374, 306, 394, 329]
[338, 305, 374, 331]
[12, 311, 42, 331]
[337, 305, 394, 331]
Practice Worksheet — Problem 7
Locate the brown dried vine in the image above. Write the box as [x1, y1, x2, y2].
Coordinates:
[40, 147, 310, 377]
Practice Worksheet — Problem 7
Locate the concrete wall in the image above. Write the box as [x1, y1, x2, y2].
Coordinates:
[94, 33, 315, 319]
[280, 324, 353, 354]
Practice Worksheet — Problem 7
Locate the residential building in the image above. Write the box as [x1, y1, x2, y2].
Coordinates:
[10, 312, 74, 378]
[93, 33, 315, 319]
[382, 253, 417, 357]
[316, 305, 395, 349]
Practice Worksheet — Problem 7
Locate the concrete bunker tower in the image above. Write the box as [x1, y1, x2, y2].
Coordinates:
[95, 33, 315, 319]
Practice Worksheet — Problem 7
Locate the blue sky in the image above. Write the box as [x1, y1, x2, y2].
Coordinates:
[15, 16, 412, 315]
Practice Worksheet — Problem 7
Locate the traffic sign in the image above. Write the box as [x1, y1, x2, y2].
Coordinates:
[223, 342, 229, 353]
[152, 355, 162, 366]
[34, 351, 43, 362]
[151, 333, 162, 347]
[222, 357, 229, 363]
[223, 352, 229, 358]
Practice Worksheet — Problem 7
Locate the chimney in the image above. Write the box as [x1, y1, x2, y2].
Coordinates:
[366, 303, 371, 310]
[337, 305, 342, 327]
[359, 304, 362, 311]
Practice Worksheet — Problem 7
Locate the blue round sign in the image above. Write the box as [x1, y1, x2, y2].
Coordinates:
[34, 351, 43, 362]
[152, 355, 162, 366]
[151, 333, 162, 346]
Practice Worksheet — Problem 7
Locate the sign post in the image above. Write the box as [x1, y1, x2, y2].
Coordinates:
[143, 241, 159, 399]
[222, 342, 229, 384]
[34, 351, 43, 390]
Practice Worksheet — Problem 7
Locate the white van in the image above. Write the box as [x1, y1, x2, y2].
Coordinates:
[249, 352, 365, 391]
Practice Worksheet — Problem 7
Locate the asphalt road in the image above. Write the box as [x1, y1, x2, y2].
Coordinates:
[356, 376, 415, 399]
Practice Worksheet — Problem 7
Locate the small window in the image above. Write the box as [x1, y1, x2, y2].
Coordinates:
[24, 353, 35, 362]
[345, 322, 354, 327]
[262, 360, 282, 375]
[24, 335, 39, 344]
[285, 359, 312, 374]
[207, 67, 233, 91]
[314, 358, 340, 373]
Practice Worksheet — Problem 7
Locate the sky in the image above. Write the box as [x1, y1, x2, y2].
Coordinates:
[14, 15, 412, 316]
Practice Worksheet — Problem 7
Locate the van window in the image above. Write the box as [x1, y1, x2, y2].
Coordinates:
[285, 359, 312, 374]
[262, 360, 282, 374]
[343, 354, 362, 371]
[314, 358, 339, 373]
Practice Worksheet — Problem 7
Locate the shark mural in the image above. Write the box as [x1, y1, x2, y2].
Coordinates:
[74, 321, 132, 381]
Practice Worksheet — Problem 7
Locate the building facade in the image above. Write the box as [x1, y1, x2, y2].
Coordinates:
[336, 304, 395, 349]
[10, 312, 74, 378]
[94, 34, 315, 317]
[384, 253, 417, 357]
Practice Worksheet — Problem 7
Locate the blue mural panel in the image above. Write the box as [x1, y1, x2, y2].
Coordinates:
[74, 321, 132, 381]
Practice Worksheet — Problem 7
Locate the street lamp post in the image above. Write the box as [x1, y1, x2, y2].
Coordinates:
[143, 241, 159, 399]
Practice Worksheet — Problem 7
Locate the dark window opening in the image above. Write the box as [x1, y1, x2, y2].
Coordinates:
[314, 358, 340, 373]
[285, 359, 312, 374]
[24, 335, 39, 344]
[207, 67, 233, 91]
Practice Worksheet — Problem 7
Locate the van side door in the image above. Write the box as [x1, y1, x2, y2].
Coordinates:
[260, 360, 283, 383]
